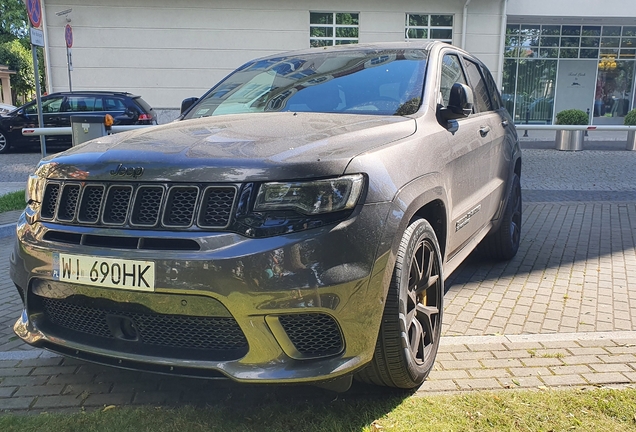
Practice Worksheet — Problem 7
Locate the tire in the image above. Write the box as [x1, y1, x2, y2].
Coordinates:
[356, 218, 444, 389]
[481, 173, 522, 260]
[0, 130, 9, 154]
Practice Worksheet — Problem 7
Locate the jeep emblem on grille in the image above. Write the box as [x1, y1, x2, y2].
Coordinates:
[110, 164, 144, 178]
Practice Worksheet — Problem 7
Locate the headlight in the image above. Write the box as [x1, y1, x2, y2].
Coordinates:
[254, 174, 364, 215]
[25, 174, 45, 203]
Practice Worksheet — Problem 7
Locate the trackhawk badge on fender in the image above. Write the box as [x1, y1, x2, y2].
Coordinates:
[110, 164, 144, 178]
[455, 204, 481, 232]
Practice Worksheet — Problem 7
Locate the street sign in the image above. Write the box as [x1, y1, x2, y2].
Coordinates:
[26, 0, 43, 28]
[30, 27, 45, 47]
[65, 24, 73, 48]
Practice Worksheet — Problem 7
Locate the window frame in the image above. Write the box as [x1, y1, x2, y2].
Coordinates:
[309, 12, 359, 47]
[405, 13, 454, 43]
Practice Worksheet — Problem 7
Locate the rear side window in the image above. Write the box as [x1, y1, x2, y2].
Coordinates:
[440, 54, 467, 107]
[64, 96, 97, 112]
[463, 59, 493, 113]
[480, 65, 503, 110]
[102, 98, 127, 111]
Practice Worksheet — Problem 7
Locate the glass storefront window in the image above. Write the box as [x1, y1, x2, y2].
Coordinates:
[582, 26, 601, 36]
[559, 48, 579, 58]
[581, 37, 600, 48]
[505, 23, 636, 124]
[541, 25, 560, 35]
[602, 26, 621, 37]
[562, 26, 581, 36]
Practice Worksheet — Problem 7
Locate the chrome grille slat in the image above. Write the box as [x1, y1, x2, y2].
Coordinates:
[40, 181, 236, 230]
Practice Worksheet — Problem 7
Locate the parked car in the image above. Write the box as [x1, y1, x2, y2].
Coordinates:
[0, 91, 156, 154]
[0, 103, 16, 114]
[11, 42, 521, 392]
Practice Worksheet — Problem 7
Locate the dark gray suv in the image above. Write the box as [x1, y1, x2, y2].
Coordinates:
[11, 42, 521, 391]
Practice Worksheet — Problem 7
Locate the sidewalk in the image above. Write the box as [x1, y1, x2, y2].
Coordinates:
[0, 148, 635, 412]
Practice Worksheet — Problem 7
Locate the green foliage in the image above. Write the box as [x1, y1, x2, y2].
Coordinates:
[1, 387, 636, 431]
[555, 109, 588, 125]
[0, 39, 35, 99]
[624, 109, 636, 126]
[0, 190, 25, 213]
[0, 0, 28, 44]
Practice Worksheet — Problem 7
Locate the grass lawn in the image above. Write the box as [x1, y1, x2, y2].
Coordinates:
[0, 387, 635, 431]
[0, 190, 25, 213]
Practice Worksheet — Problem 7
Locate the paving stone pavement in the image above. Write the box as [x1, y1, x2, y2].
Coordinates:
[0, 148, 635, 413]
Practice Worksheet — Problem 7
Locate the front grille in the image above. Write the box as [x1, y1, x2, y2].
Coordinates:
[279, 314, 344, 358]
[40, 297, 248, 352]
[41, 181, 237, 230]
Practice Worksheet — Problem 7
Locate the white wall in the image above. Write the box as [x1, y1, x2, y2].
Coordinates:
[508, 0, 636, 19]
[42, 0, 504, 109]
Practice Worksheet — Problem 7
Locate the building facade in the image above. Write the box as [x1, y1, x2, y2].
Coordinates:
[38, 0, 636, 124]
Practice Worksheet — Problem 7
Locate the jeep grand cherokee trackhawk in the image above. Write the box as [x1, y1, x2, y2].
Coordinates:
[10, 42, 521, 392]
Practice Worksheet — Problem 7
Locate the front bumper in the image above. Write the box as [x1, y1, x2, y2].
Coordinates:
[10, 202, 392, 384]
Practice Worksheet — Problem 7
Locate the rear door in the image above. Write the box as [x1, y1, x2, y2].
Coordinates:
[461, 57, 507, 228]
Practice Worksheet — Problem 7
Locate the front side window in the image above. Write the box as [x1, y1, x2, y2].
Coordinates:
[406, 14, 454, 43]
[310, 12, 359, 47]
[185, 49, 428, 118]
[440, 54, 467, 107]
[464, 59, 494, 113]
[25, 97, 64, 114]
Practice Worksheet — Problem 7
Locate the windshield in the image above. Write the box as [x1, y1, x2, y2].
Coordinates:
[185, 49, 428, 118]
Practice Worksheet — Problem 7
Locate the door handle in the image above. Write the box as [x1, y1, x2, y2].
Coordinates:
[479, 126, 490, 137]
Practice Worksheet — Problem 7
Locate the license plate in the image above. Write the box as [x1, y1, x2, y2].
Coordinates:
[52, 253, 155, 291]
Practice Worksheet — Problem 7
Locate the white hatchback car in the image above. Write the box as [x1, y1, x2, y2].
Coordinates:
[0, 103, 16, 114]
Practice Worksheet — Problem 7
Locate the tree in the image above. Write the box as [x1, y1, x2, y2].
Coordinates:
[0, 0, 29, 45]
[0, 39, 35, 103]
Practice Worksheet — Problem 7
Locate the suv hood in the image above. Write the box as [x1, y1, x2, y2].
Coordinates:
[38, 112, 416, 182]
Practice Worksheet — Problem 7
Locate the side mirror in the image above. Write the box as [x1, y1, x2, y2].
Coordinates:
[180, 97, 199, 115]
[439, 83, 474, 121]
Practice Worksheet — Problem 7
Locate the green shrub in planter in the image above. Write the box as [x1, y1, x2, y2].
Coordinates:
[555, 109, 588, 125]
[625, 109, 636, 126]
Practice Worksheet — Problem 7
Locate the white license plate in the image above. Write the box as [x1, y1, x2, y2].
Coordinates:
[52, 253, 155, 291]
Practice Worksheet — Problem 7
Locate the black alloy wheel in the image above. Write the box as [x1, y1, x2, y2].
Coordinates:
[356, 218, 443, 389]
[0, 131, 9, 154]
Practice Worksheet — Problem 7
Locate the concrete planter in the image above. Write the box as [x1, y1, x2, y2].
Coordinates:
[555, 130, 584, 151]
[627, 130, 636, 151]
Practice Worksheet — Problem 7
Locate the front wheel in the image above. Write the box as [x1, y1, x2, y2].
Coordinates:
[0, 131, 10, 154]
[356, 218, 443, 389]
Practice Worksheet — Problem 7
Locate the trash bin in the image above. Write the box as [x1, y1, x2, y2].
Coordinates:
[70, 115, 106, 146]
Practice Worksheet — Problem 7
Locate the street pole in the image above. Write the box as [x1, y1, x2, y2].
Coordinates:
[31, 44, 46, 158]
[66, 46, 72, 91]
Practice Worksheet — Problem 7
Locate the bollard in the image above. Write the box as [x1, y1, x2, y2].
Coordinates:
[70, 115, 107, 146]
[628, 131, 636, 151]
[555, 130, 584, 151]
